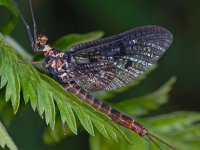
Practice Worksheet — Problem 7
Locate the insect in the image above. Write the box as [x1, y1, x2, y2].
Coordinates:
[13, 0, 175, 149]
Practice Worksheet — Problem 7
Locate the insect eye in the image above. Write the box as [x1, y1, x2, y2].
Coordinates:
[38, 35, 48, 46]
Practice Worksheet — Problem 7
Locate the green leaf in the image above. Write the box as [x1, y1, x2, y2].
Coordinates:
[89, 132, 146, 150]
[55, 100, 77, 135]
[145, 111, 200, 133]
[92, 119, 109, 139]
[2, 35, 33, 60]
[0, 92, 14, 126]
[42, 75, 131, 143]
[0, 40, 20, 114]
[0, 0, 18, 35]
[0, 34, 131, 143]
[90, 112, 200, 150]
[43, 118, 75, 145]
[143, 112, 200, 150]
[113, 77, 176, 116]
[53, 31, 104, 51]
[0, 121, 18, 150]
[73, 105, 95, 136]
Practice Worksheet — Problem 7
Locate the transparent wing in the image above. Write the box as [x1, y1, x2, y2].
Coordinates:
[72, 61, 117, 92]
[68, 25, 173, 92]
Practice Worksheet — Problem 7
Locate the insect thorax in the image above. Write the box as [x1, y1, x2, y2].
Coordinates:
[44, 48, 75, 84]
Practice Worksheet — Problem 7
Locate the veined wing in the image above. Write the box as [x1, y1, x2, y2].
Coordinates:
[68, 25, 173, 92]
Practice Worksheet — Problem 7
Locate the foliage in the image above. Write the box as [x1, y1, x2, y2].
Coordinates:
[89, 112, 200, 150]
[1, 0, 200, 150]
[0, 121, 18, 150]
[53, 31, 104, 51]
[0, 0, 18, 35]
[0, 31, 133, 148]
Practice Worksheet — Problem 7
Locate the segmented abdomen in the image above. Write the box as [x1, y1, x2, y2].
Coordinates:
[63, 82, 148, 136]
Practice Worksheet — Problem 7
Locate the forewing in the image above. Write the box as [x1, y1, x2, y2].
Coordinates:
[72, 61, 117, 92]
[68, 26, 173, 92]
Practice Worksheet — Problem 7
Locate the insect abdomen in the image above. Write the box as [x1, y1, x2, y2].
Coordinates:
[64, 82, 148, 136]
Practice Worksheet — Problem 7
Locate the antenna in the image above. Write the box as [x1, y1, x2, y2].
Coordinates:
[29, 0, 38, 47]
[146, 132, 177, 150]
[12, 0, 38, 51]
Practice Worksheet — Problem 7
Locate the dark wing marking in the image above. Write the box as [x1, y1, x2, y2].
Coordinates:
[68, 25, 173, 92]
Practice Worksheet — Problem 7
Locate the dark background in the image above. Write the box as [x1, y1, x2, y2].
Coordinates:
[2, 0, 200, 149]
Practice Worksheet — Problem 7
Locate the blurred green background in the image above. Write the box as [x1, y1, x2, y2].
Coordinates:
[1, 0, 200, 149]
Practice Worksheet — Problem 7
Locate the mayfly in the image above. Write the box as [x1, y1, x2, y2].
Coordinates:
[13, 0, 175, 149]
